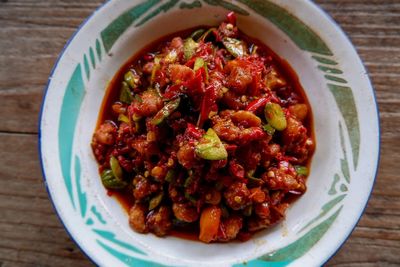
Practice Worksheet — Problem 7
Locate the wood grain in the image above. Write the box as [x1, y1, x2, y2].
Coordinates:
[0, 0, 398, 266]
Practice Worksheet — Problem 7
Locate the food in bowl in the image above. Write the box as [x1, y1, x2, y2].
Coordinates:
[91, 12, 314, 243]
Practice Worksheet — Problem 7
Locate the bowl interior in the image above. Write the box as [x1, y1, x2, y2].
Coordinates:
[76, 5, 338, 264]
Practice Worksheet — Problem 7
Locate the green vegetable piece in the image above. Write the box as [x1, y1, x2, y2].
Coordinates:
[184, 175, 194, 188]
[195, 128, 228, 160]
[151, 97, 181, 125]
[183, 38, 198, 61]
[190, 28, 205, 41]
[150, 58, 161, 86]
[100, 169, 127, 189]
[110, 156, 123, 180]
[119, 82, 134, 104]
[222, 37, 247, 58]
[184, 192, 197, 204]
[193, 57, 205, 71]
[264, 103, 287, 131]
[295, 165, 309, 176]
[124, 71, 139, 89]
[165, 169, 175, 183]
[149, 192, 163, 210]
[199, 27, 216, 42]
[262, 124, 276, 135]
[118, 114, 130, 123]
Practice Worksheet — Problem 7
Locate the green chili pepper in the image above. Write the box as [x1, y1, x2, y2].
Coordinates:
[184, 175, 194, 188]
[151, 97, 181, 125]
[222, 37, 247, 58]
[184, 192, 197, 204]
[119, 82, 134, 104]
[124, 71, 140, 89]
[165, 169, 175, 183]
[149, 192, 163, 210]
[295, 165, 309, 176]
[190, 28, 205, 41]
[150, 57, 161, 86]
[183, 38, 198, 61]
[195, 128, 228, 160]
[262, 124, 276, 136]
[264, 103, 287, 131]
[110, 156, 123, 180]
[199, 27, 216, 42]
[118, 114, 130, 123]
[100, 169, 127, 189]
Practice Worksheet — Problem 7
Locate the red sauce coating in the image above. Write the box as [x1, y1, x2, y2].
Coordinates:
[92, 13, 314, 243]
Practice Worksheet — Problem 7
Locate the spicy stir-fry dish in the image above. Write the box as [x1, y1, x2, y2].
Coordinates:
[91, 12, 314, 243]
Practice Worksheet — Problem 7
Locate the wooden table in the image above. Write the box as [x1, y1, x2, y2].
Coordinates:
[0, 1, 398, 266]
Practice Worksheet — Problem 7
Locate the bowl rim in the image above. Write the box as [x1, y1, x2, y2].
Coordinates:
[37, 0, 381, 266]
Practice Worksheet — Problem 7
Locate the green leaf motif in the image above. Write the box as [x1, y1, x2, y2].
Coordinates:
[96, 38, 102, 62]
[179, 0, 202, 9]
[91, 206, 106, 224]
[101, 0, 161, 53]
[58, 64, 86, 209]
[75, 156, 87, 218]
[93, 229, 146, 256]
[203, 0, 249, 15]
[135, 0, 180, 27]
[261, 207, 342, 262]
[237, 0, 332, 55]
[298, 195, 346, 233]
[328, 173, 340, 195]
[329, 85, 360, 169]
[97, 240, 171, 267]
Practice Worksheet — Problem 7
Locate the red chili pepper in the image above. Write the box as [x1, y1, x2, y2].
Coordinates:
[197, 84, 217, 127]
[226, 11, 237, 25]
[143, 53, 154, 61]
[186, 123, 203, 139]
[245, 97, 269, 112]
[184, 69, 205, 95]
[229, 160, 245, 180]
[163, 84, 183, 100]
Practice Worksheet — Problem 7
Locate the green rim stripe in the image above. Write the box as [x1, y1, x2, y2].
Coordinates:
[238, 0, 333, 55]
[312, 55, 338, 65]
[75, 156, 87, 218]
[318, 65, 343, 74]
[298, 194, 346, 233]
[97, 239, 170, 267]
[203, 0, 249, 15]
[96, 38, 102, 62]
[135, 0, 179, 27]
[83, 54, 90, 79]
[325, 74, 348, 84]
[93, 229, 147, 256]
[329, 84, 360, 169]
[89, 47, 96, 69]
[58, 64, 85, 209]
[260, 207, 343, 262]
[179, 0, 202, 9]
[101, 0, 161, 53]
[328, 174, 340, 195]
